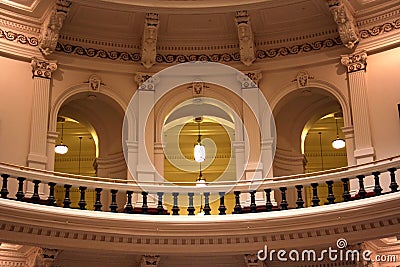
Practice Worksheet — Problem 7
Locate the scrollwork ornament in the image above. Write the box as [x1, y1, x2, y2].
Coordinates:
[341, 51, 367, 73]
[31, 57, 58, 79]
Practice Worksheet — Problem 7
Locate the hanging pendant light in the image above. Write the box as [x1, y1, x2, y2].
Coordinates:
[55, 120, 68, 154]
[331, 114, 345, 149]
[193, 117, 205, 163]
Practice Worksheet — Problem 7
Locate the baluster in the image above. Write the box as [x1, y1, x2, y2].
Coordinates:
[63, 184, 72, 208]
[311, 183, 320, 207]
[357, 175, 366, 199]
[1, 174, 9, 199]
[125, 191, 133, 213]
[157, 192, 164, 215]
[295, 185, 304, 208]
[171, 192, 180, 215]
[47, 182, 56, 206]
[141, 191, 148, 214]
[110, 189, 118, 212]
[187, 192, 195, 215]
[31, 180, 41, 204]
[388, 168, 399, 192]
[203, 192, 211, 215]
[326, 181, 335, 204]
[94, 188, 102, 211]
[78, 186, 87, 210]
[372, 171, 382, 196]
[341, 178, 351, 202]
[249, 190, 257, 213]
[15, 177, 26, 201]
[264, 189, 273, 211]
[218, 192, 226, 215]
[233, 191, 242, 214]
[279, 187, 288, 210]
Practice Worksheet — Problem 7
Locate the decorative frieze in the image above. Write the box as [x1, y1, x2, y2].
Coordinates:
[235, 10, 256, 66]
[0, 28, 38, 46]
[340, 50, 367, 73]
[139, 255, 160, 267]
[38, 0, 71, 56]
[327, 0, 359, 49]
[31, 57, 57, 79]
[141, 13, 159, 69]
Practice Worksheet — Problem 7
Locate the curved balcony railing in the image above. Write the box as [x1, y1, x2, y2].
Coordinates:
[0, 156, 399, 216]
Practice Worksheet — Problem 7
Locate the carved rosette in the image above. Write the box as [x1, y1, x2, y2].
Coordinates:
[38, 0, 71, 56]
[341, 50, 367, 73]
[139, 255, 160, 267]
[327, 0, 359, 49]
[31, 57, 58, 79]
[235, 10, 256, 66]
[141, 13, 159, 69]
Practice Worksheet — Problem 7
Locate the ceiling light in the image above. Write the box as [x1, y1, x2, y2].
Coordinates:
[55, 120, 68, 154]
[331, 114, 345, 150]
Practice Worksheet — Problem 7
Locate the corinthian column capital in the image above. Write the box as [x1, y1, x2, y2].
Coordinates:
[31, 57, 58, 79]
[340, 50, 367, 73]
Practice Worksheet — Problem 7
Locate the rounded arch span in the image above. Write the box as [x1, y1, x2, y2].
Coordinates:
[270, 79, 351, 127]
[49, 83, 130, 133]
[154, 83, 243, 143]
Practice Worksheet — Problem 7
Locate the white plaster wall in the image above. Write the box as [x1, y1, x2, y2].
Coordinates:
[0, 56, 33, 166]
[366, 46, 400, 160]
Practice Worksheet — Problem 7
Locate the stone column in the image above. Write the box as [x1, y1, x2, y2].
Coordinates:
[238, 71, 268, 206]
[244, 254, 265, 267]
[342, 126, 356, 166]
[27, 57, 57, 170]
[139, 255, 160, 267]
[341, 51, 375, 164]
[135, 73, 159, 207]
[46, 131, 58, 171]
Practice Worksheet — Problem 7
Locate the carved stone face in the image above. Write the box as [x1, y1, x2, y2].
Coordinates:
[238, 25, 250, 42]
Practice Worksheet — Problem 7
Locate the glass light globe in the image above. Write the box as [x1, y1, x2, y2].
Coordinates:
[196, 177, 207, 187]
[332, 138, 346, 149]
[55, 144, 68, 154]
[194, 143, 205, 162]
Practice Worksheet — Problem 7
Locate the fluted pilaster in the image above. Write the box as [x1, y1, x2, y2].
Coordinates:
[27, 58, 57, 169]
[341, 51, 374, 164]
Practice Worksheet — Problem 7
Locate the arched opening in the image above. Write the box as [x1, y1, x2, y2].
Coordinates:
[272, 86, 348, 207]
[161, 97, 237, 215]
[53, 91, 126, 210]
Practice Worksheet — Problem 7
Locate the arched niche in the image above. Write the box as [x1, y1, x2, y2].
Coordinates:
[271, 81, 352, 177]
[49, 85, 127, 179]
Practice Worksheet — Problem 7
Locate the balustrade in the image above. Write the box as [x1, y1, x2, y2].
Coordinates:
[0, 156, 399, 216]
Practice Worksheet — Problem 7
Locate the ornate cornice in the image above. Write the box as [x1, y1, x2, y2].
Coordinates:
[340, 50, 367, 73]
[0, 28, 38, 46]
[31, 57, 57, 79]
